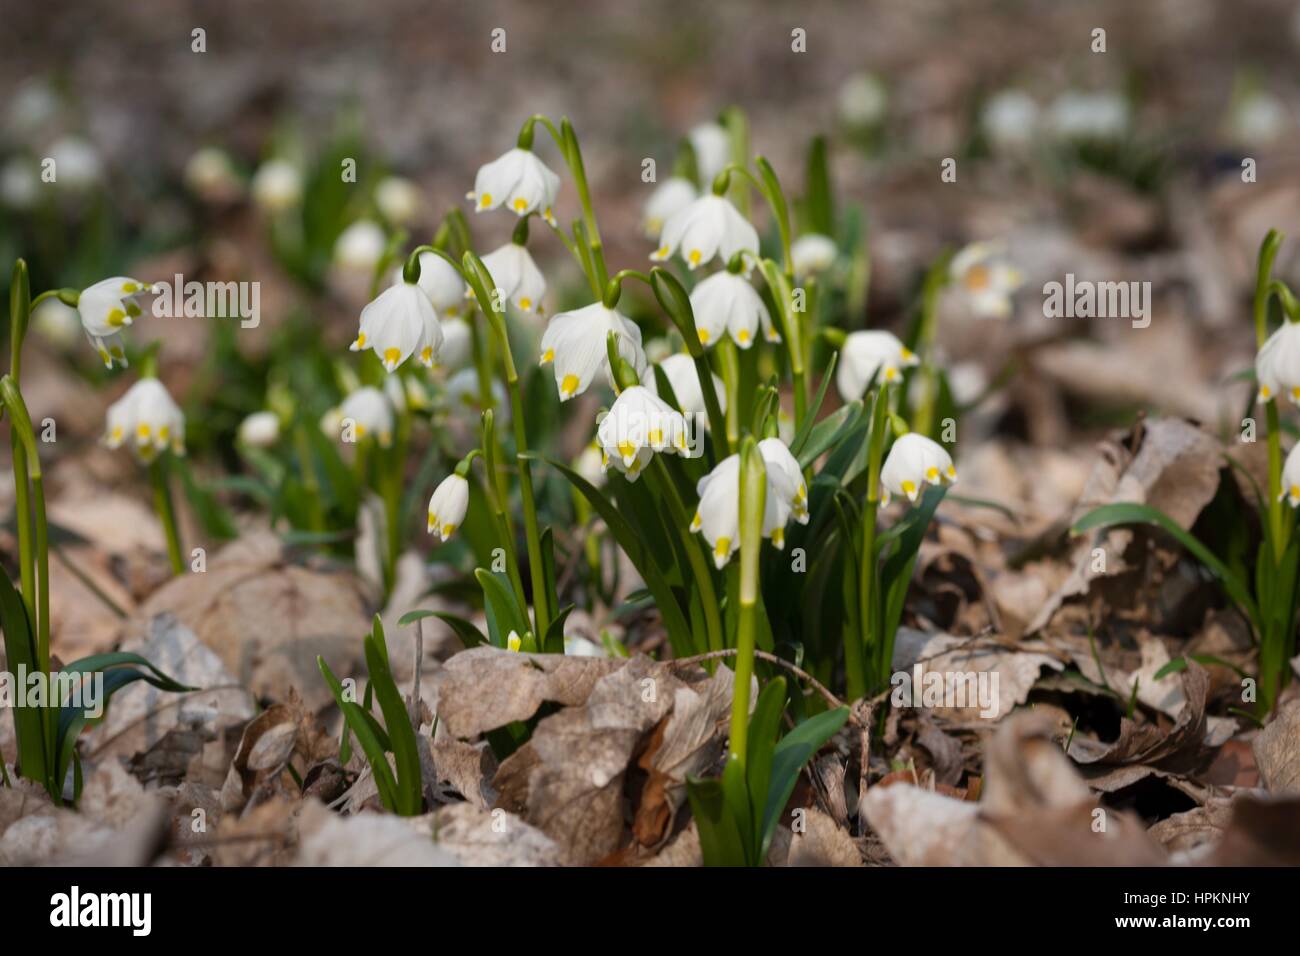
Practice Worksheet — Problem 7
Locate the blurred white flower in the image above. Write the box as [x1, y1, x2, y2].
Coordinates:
[32, 297, 80, 348]
[443, 367, 507, 423]
[597, 385, 689, 482]
[689, 270, 775, 348]
[468, 148, 560, 224]
[790, 233, 838, 279]
[539, 302, 646, 401]
[1255, 320, 1300, 404]
[1282, 443, 1300, 507]
[574, 441, 606, 489]
[643, 176, 697, 238]
[1231, 92, 1287, 147]
[1, 158, 40, 210]
[105, 378, 185, 462]
[880, 433, 956, 505]
[643, 352, 726, 421]
[392, 250, 466, 318]
[332, 386, 393, 446]
[238, 410, 280, 448]
[251, 159, 302, 212]
[351, 281, 444, 372]
[651, 194, 758, 271]
[981, 90, 1039, 153]
[837, 72, 888, 128]
[427, 473, 469, 541]
[759, 437, 809, 525]
[333, 220, 387, 272]
[949, 242, 1023, 319]
[688, 122, 730, 188]
[184, 147, 241, 203]
[691, 451, 793, 566]
[564, 634, 607, 657]
[1048, 91, 1130, 141]
[48, 136, 102, 191]
[437, 316, 473, 372]
[78, 277, 150, 368]
[506, 631, 523, 652]
[6, 81, 60, 136]
[836, 330, 917, 402]
[478, 242, 546, 315]
[374, 176, 422, 224]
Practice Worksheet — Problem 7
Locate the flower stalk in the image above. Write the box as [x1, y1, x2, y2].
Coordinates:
[728, 437, 767, 765]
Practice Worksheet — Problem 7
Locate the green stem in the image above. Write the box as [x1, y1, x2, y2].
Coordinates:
[717, 339, 741, 448]
[293, 425, 325, 533]
[11, 435, 35, 620]
[856, 387, 891, 696]
[150, 458, 185, 575]
[729, 439, 766, 763]
[1255, 231, 1289, 562]
[911, 255, 952, 439]
[650, 457, 724, 653]
[481, 410, 529, 620]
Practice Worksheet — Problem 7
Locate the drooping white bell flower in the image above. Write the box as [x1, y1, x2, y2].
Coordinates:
[688, 270, 775, 348]
[478, 242, 546, 315]
[1281, 444, 1300, 507]
[333, 220, 387, 272]
[837, 72, 888, 128]
[539, 302, 647, 401]
[1255, 321, 1300, 404]
[758, 437, 809, 525]
[949, 242, 1023, 319]
[596, 385, 689, 482]
[981, 90, 1039, 153]
[391, 250, 466, 318]
[183, 147, 241, 203]
[374, 176, 422, 224]
[688, 122, 731, 188]
[643, 176, 697, 238]
[574, 441, 607, 489]
[437, 316, 473, 372]
[104, 378, 185, 462]
[467, 148, 560, 225]
[238, 410, 280, 448]
[383, 373, 434, 415]
[1, 157, 39, 210]
[650, 194, 758, 272]
[835, 330, 918, 402]
[351, 279, 444, 373]
[443, 367, 508, 425]
[1048, 90, 1130, 142]
[48, 136, 102, 192]
[32, 297, 81, 348]
[643, 353, 726, 424]
[690, 453, 793, 566]
[333, 386, 393, 447]
[79, 277, 150, 368]
[790, 233, 838, 279]
[427, 473, 470, 542]
[880, 433, 956, 505]
[251, 158, 302, 212]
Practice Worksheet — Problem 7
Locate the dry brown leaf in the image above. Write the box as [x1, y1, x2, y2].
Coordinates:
[1252, 699, 1300, 795]
[426, 802, 562, 866]
[294, 800, 458, 866]
[786, 807, 863, 867]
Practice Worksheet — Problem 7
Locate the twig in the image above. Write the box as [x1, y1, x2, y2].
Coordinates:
[670, 648, 859, 724]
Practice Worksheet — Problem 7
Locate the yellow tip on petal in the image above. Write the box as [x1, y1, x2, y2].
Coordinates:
[442, 523, 456, 539]
[512, 197, 528, 212]
[901, 479, 918, 500]
[480, 192, 493, 208]
[107, 307, 127, 328]
[687, 249, 702, 266]
[698, 328, 711, 345]
[560, 373, 579, 398]
[713, 536, 731, 564]
[736, 329, 751, 344]
[383, 347, 401, 369]
[1261, 385, 1272, 400]
[420, 346, 434, 365]
[519, 297, 532, 311]
[926, 466, 939, 481]
[691, 511, 702, 530]
[541, 348, 555, 364]
[771, 527, 785, 549]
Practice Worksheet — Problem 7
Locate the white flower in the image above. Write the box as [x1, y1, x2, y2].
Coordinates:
[32, 297, 80, 348]
[949, 242, 1023, 319]
[574, 441, 606, 489]
[184, 147, 241, 203]
[650, 194, 758, 271]
[982, 90, 1039, 153]
[791, 233, 838, 279]
[333, 220, 387, 272]
[596, 385, 689, 482]
[427, 473, 470, 541]
[1282, 444, 1300, 507]
[643, 176, 697, 238]
[539, 302, 646, 401]
[1, 158, 39, 209]
[78, 277, 150, 368]
[391, 250, 466, 317]
[688, 122, 730, 187]
[478, 242, 546, 315]
[335, 386, 393, 447]
[251, 158, 302, 212]
[836, 330, 917, 402]
[837, 72, 888, 127]
[238, 410, 280, 448]
[104, 378, 185, 462]
[880, 433, 956, 505]
[505, 630, 523, 652]
[1255, 321, 1300, 404]
[690, 453, 792, 567]
[374, 176, 422, 224]
[443, 367, 507, 424]
[1049, 91, 1129, 141]
[688, 270, 774, 348]
[643, 353, 726, 422]
[1232, 92, 1286, 147]
[468, 148, 560, 224]
[351, 281, 444, 372]
[49, 136, 102, 191]
[758, 437, 809, 525]
[564, 634, 606, 657]
[437, 316, 473, 372]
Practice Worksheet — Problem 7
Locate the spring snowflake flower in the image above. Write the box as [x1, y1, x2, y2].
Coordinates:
[691, 453, 793, 567]
[1255, 321, 1300, 403]
[79, 277, 152, 368]
[351, 279, 444, 373]
[436, 316, 473, 372]
[427, 473, 470, 542]
[33, 297, 81, 348]
[332, 386, 393, 447]
[1048, 91, 1130, 142]
[836, 330, 917, 402]
[758, 437, 809, 525]
[251, 158, 302, 212]
[468, 148, 560, 225]
[643, 176, 697, 238]
[949, 242, 1023, 319]
[597, 385, 689, 482]
[1, 158, 39, 210]
[184, 147, 241, 203]
[688, 270, 775, 348]
[837, 72, 888, 128]
[478, 241, 546, 315]
[643, 353, 726, 422]
[880, 433, 956, 505]
[48, 136, 102, 192]
[105, 378, 185, 462]
[688, 122, 731, 187]
[650, 194, 758, 271]
[506, 631, 523, 652]
[238, 410, 280, 448]
[391, 250, 466, 318]
[791, 233, 838, 279]
[574, 441, 607, 489]
[539, 302, 646, 401]
[333, 220, 387, 272]
[374, 176, 422, 224]
[982, 90, 1039, 153]
[1282, 444, 1300, 506]
[443, 367, 508, 424]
